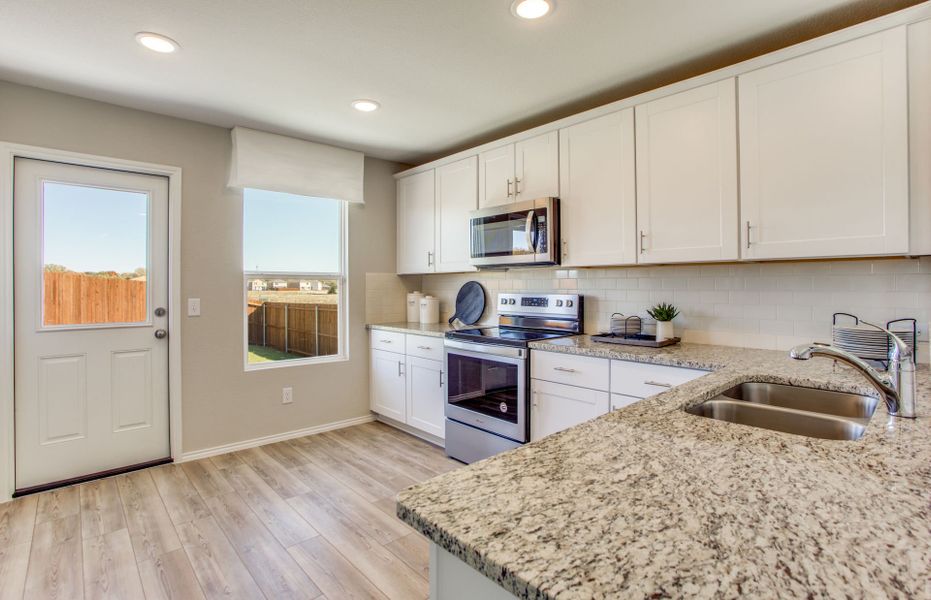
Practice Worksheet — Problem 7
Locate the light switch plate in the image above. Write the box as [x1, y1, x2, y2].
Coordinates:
[282, 387, 293, 404]
[187, 298, 201, 317]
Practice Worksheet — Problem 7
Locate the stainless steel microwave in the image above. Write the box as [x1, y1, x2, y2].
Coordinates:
[469, 197, 559, 267]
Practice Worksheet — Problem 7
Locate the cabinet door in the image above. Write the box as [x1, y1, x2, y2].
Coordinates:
[370, 348, 406, 422]
[530, 379, 609, 441]
[406, 356, 446, 439]
[515, 131, 559, 201]
[738, 27, 908, 260]
[478, 144, 515, 208]
[397, 170, 436, 274]
[636, 79, 738, 263]
[435, 156, 478, 273]
[559, 109, 637, 266]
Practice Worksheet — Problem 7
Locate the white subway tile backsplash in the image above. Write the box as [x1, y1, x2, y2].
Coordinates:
[413, 258, 929, 362]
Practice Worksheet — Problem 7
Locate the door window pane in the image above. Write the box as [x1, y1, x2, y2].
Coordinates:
[246, 277, 340, 364]
[42, 182, 149, 326]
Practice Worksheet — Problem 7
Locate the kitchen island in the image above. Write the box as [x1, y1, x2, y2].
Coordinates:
[397, 337, 931, 598]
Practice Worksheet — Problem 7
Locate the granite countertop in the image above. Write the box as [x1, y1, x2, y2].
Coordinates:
[397, 336, 931, 598]
[367, 321, 456, 338]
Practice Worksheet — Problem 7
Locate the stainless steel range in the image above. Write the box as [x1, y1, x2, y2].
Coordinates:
[444, 293, 583, 464]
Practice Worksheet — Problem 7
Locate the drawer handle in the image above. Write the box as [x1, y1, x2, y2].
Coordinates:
[380, 339, 393, 343]
[417, 345, 432, 350]
[644, 380, 672, 388]
[553, 367, 578, 373]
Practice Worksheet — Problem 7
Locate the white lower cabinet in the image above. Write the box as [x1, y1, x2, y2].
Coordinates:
[370, 348, 407, 422]
[611, 394, 641, 412]
[370, 333, 446, 441]
[531, 379, 609, 442]
[406, 356, 446, 438]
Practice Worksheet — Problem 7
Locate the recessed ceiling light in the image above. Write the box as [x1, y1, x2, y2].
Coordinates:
[135, 32, 179, 54]
[511, 0, 552, 19]
[351, 99, 380, 112]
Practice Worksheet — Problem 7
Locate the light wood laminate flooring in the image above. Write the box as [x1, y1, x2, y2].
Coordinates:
[0, 421, 461, 600]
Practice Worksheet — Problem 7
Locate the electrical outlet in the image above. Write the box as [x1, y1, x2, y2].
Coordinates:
[282, 387, 293, 404]
[187, 298, 201, 317]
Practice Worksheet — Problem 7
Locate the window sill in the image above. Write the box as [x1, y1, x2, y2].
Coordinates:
[244, 353, 349, 372]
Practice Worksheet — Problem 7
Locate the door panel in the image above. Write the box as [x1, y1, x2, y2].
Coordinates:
[636, 79, 738, 263]
[559, 109, 637, 266]
[14, 158, 170, 490]
[478, 144, 515, 208]
[435, 156, 478, 273]
[738, 27, 908, 259]
[397, 170, 436, 274]
[370, 348, 406, 422]
[515, 131, 559, 201]
[406, 356, 445, 438]
[530, 379, 609, 441]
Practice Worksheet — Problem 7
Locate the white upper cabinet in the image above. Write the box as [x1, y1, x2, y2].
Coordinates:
[515, 131, 560, 201]
[738, 27, 909, 260]
[635, 79, 738, 263]
[908, 19, 931, 256]
[397, 169, 436, 274]
[478, 144, 515, 208]
[435, 156, 478, 273]
[479, 132, 559, 208]
[559, 109, 637, 267]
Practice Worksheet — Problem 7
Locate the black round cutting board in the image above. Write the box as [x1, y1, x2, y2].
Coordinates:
[448, 281, 485, 325]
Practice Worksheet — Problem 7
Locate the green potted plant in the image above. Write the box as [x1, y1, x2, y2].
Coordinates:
[647, 302, 680, 342]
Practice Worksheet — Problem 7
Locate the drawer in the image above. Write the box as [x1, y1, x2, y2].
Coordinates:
[406, 334, 444, 361]
[370, 329, 406, 353]
[610, 360, 708, 398]
[531, 350, 610, 392]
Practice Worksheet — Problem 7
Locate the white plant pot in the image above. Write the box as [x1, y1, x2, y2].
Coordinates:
[655, 321, 674, 342]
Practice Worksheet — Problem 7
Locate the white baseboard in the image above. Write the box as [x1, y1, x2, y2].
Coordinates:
[178, 414, 375, 462]
[374, 414, 445, 448]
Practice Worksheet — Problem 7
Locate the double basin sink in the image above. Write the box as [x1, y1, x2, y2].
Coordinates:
[686, 382, 878, 440]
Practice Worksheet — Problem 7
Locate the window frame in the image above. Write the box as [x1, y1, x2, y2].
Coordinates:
[242, 193, 349, 371]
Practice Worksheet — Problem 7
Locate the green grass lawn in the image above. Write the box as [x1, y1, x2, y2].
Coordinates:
[248, 344, 303, 363]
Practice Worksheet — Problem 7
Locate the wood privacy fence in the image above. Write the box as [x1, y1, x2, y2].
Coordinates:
[247, 301, 339, 357]
[44, 271, 146, 325]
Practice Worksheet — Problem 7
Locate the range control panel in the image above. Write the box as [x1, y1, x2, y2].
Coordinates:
[497, 293, 581, 318]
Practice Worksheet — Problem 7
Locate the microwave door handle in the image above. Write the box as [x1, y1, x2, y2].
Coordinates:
[525, 210, 536, 252]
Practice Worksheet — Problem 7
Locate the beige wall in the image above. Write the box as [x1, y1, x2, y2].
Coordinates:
[0, 80, 402, 453]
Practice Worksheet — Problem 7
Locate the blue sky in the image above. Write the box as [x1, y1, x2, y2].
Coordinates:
[243, 188, 340, 273]
[43, 182, 148, 273]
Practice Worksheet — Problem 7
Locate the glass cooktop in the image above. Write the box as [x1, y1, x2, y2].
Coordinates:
[446, 327, 574, 347]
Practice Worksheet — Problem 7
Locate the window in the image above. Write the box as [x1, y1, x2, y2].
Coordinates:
[243, 188, 347, 369]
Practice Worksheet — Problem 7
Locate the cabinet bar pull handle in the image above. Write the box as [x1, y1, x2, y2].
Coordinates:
[515, 177, 521, 195]
[439, 371, 444, 388]
[639, 230, 646, 254]
[746, 221, 751, 249]
[553, 367, 578, 373]
[506, 178, 513, 197]
[644, 380, 672, 388]
[380, 339, 392, 343]
[398, 361, 405, 376]
[417, 345, 431, 350]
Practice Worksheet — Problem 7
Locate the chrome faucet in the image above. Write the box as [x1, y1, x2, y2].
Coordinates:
[790, 322, 916, 419]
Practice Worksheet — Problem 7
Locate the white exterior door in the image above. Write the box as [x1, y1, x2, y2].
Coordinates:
[515, 131, 559, 201]
[397, 170, 436, 274]
[559, 109, 637, 267]
[13, 159, 170, 491]
[530, 379, 609, 441]
[405, 356, 445, 438]
[635, 79, 739, 263]
[435, 156, 478, 273]
[478, 144, 515, 208]
[738, 27, 909, 259]
[370, 349, 406, 422]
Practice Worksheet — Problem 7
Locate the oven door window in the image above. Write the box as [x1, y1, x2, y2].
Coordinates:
[471, 210, 534, 258]
[446, 352, 519, 423]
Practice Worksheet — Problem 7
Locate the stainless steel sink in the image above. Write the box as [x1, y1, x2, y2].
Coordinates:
[686, 383, 877, 441]
[719, 382, 878, 419]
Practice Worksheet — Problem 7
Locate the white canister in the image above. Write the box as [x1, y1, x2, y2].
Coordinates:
[419, 296, 439, 324]
[407, 292, 424, 323]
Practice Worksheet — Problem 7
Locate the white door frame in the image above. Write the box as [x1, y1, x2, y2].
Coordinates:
[0, 142, 183, 502]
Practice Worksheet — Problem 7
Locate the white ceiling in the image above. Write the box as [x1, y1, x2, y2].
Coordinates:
[0, 0, 899, 163]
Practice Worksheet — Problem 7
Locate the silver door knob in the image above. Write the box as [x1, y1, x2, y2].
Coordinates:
[154, 329, 168, 339]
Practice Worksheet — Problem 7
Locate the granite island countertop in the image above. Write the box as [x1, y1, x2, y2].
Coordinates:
[397, 336, 931, 598]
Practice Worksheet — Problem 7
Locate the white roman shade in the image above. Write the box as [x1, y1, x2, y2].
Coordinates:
[228, 126, 365, 203]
